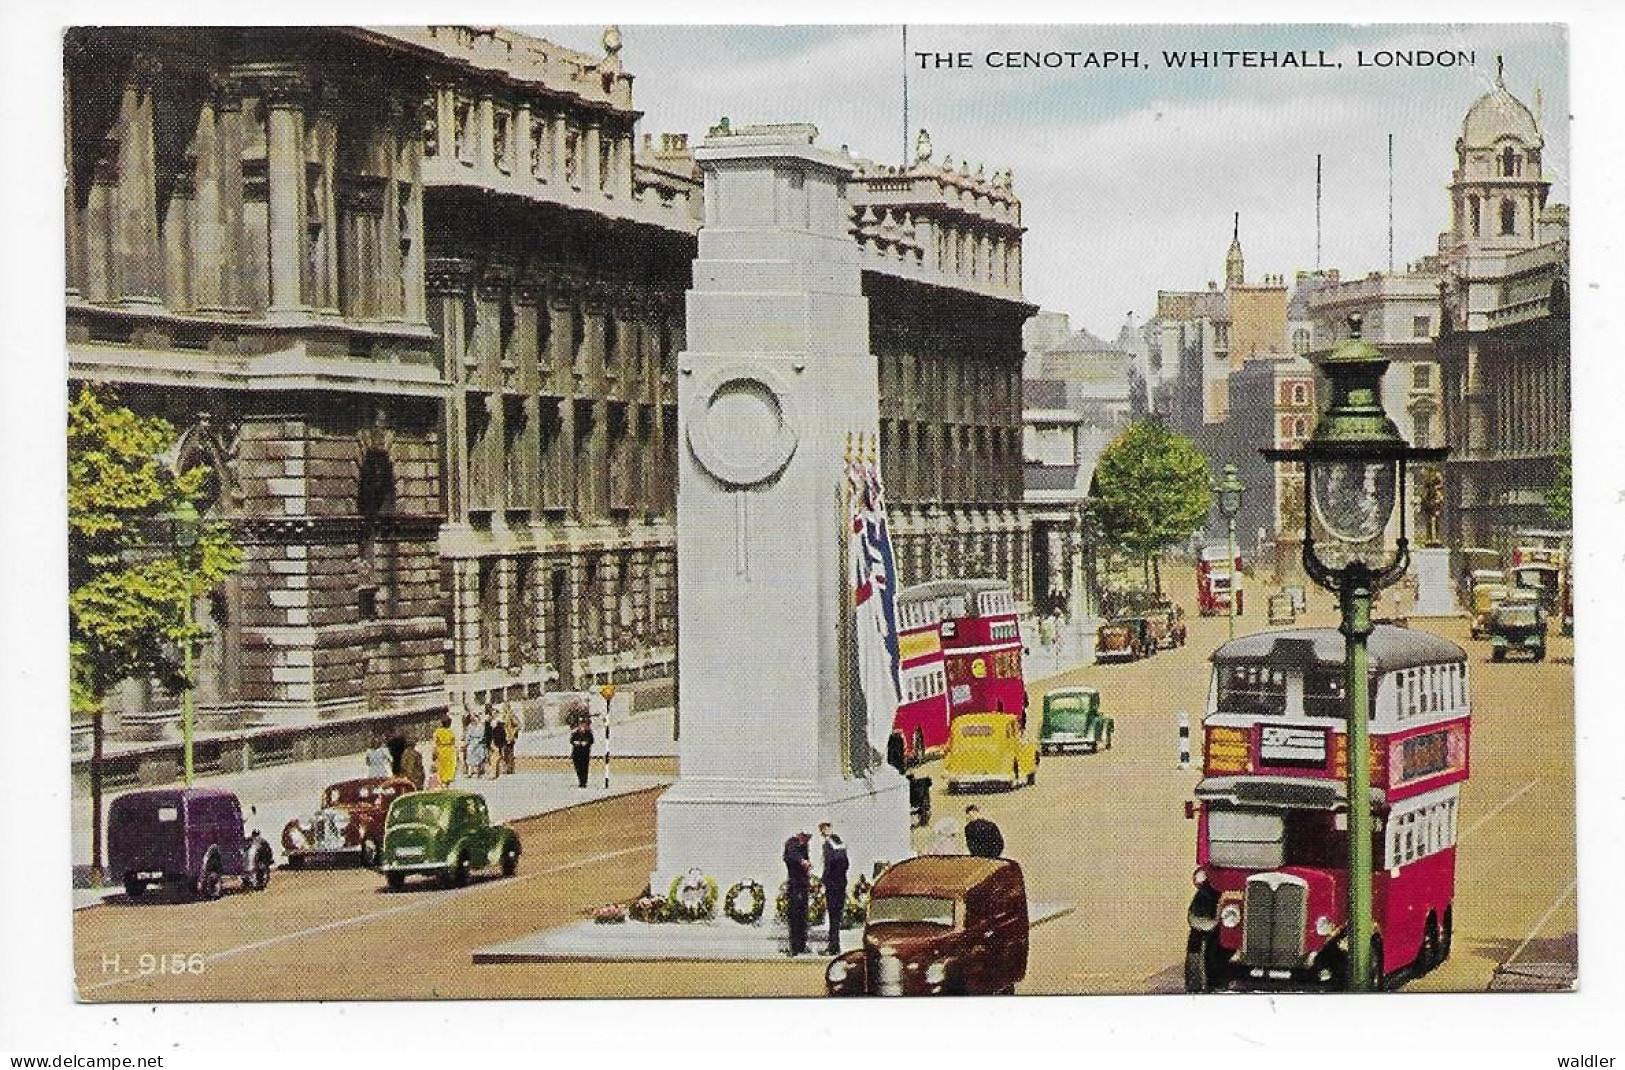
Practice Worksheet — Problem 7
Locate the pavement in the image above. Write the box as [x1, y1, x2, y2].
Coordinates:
[72, 706, 680, 908]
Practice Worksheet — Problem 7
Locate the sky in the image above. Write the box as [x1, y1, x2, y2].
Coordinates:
[531, 23, 1568, 340]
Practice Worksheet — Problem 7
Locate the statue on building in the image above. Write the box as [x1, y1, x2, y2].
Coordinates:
[914, 128, 933, 165]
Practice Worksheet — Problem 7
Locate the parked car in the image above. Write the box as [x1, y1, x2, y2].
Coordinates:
[1490, 600, 1547, 662]
[1039, 686, 1112, 754]
[825, 856, 1029, 996]
[108, 787, 274, 901]
[944, 712, 1038, 792]
[1268, 592, 1296, 625]
[378, 790, 521, 890]
[283, 776, 415, 868]
[1144, 602, 1188, 650]
[1096, 617, 1151, 662]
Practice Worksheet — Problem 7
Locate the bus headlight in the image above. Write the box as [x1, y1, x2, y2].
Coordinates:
[1192, 868, 1208, 887]
[925, 961, 948, 985]
[1315, 915, 1336, 938]
[1219, 904, 1242, 928]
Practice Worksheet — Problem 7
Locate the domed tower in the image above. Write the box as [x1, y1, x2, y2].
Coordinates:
[1225, 211, 1245, 288]
[1449, 56, 1550, 253]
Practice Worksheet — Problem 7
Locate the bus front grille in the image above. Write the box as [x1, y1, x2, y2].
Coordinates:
[1242, 875, 1307, 969]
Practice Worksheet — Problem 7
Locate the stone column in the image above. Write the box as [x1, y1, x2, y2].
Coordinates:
[430, 260, 475, 522]
[514, 102, 533, 181]
[64, 68, 84, 299]
[261, 69, 310, 317]
[399, 109, 426, 326]
[212, 78, 247, 312]
[435, 84, 455, 161]
[190, 93, 224, 312]
[552, 112, 569, 186]
[308, 89, 341, 316]
[379, 103, 406, 322]
[114, 53, 163, 307]
[583, 123, 601, 193]
[84, 139, 118, 303]
[477, 95, 496, 172]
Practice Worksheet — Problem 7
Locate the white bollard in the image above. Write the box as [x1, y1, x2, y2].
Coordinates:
[1178, 710, 1191, 770]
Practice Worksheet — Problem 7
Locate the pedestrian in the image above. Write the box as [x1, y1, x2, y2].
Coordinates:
[570, 716, 595, 789]
[465, 711, 488, 779]
[928, 817, 961, 855]
[819, 822, 850, 955]
[488, 706, 508, 780]
[400, 739, 426, 790]
[783, 831, 813, 956]
[432, 715, 458, 788]
[886, 730, 907, 775]
[386, 734, 408, 777]
[964, 805, 1005, 859]
[501, 703, 521, 774]
[365, 737, 391, 778]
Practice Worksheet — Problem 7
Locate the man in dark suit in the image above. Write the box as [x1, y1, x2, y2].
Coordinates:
[783, 831, 813, 956]
[819, 822, 850, 954]
[964, 805, 1005, 858]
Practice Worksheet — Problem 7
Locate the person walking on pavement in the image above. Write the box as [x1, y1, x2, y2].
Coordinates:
[488, 707, 508, 780]
[501, 702, 521, 775]
[819, 822, 850, 955]
[783, 831, 813, 956]
[569, 716, 595, 789]
[365, 737, 391, 778]
[399, 737, 426, 790]
[964, 805, 1005, 858]
[432, 716, 458, 789]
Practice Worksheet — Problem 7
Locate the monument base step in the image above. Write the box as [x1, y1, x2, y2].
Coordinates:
[472, 902, 1074, 964]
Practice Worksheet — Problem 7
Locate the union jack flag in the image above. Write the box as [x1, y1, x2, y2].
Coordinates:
[848, 444, 902, 759]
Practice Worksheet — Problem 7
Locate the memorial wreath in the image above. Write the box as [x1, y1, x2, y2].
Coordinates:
[775, 875, 827, 926]
[667, 869, 719, 922]
[723, 879, 767, 925]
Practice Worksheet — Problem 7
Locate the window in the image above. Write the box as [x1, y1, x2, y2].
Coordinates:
[1291, 383, 1308, 405]
[531, 117, 548, 177]
[1207, 810, 1285, 870]
[1502, 146, 1518, 176]
[1292, 328, 1310, 354]
[1500, 199, 1516, 236]
[1413, 315, 1431, 338]
[1468, 195, 1481, 236]
[1217, 664, 1287, 717]
[1412, 364, 1433, 389]
[1303, 667, 1347, 719]
[493, 111, 512, 172]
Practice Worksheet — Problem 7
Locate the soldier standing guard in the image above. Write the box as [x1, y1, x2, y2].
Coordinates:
[819, 822, 850, 955]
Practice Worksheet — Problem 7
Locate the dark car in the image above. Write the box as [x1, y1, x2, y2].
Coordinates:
[1096, 617, 1152, 662]
[283, 776, 415, 868]
[378, 790, 521, 890]
[825, 856, 1029, 996]
[1490, 601, 1547, 662]
[1145, 602, 1188, 650]
[108, 787, 274, 901]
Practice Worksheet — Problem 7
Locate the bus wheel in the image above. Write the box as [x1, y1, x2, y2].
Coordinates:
[1421, 916, 1442, 972]
[1369, 935, 1386, 991]
[1184, 930, 1224, 993]
[1440, 906, 1454, 963]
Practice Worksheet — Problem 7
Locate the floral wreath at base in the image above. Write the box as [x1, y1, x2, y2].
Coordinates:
[841, 875, 874, 930]
[593, 903, 628, 924]
[722, 879, 767, 925]
[667, 868, 719, 922]
[628, 895, 674, 923]
[776, 876, 827, 926]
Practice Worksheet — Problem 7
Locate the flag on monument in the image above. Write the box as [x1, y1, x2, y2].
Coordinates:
[848, 450, 902, 760]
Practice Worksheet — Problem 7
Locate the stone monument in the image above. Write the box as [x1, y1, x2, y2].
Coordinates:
[651, 123, 912, 893]
[1411, 469, 1460, 617]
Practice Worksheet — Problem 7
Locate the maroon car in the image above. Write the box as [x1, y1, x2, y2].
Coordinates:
[282, 776, 415, 868]
[826, 856, 1029, 996]
[108, 787, 274, 901]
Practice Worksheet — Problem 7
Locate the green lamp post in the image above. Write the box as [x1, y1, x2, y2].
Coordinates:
[1214, 464, 1246, 639]
[1262, 313, 1447, 991]
[171, 498, 200, 787]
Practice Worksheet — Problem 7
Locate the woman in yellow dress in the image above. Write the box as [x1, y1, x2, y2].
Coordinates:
[432, 715, 458, 787]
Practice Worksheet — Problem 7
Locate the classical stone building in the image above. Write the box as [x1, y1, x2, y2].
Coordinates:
[1434, 64, 1569, 549]
[66, 28, 449, 764]
[65, 29, 1032, 768]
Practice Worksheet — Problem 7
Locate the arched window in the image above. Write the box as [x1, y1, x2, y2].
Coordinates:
[1292, 328, 1310, 354]
[1500, 199, 1516, 236]
[1501, 146, 1518, 176]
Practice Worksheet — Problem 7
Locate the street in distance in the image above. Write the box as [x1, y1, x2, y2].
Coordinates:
[915, 49, 1478, 70]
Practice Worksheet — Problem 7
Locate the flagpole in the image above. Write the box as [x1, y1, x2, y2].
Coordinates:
[840, 433, 854, 778]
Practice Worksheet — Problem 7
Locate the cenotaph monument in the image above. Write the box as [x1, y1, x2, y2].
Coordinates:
[650, 122, 912, 893]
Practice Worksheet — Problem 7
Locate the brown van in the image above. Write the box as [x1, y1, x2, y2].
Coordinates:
[825, 856, 1029, 996]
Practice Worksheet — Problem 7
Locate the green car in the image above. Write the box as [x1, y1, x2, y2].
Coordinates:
[1039, 686, 1113, 755]
[379, 790, 521, 890]
[1489, 601, 1547, 662]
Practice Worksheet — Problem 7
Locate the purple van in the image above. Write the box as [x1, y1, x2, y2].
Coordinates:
[107, 787, 274, 901]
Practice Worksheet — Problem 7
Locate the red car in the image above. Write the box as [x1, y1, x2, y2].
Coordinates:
[283, 777, 414, 868]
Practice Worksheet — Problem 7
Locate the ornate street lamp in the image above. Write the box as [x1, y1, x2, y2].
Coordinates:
[170, 499, 200, 787]
[1263, 313, 1447, 990]
[1214, 464, 1246, 639]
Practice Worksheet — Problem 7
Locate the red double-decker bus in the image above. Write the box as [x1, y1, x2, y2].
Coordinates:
[1184, 625, 1470, 991]
[891, 579, 1026, 762]
[893, 587, 948, 764]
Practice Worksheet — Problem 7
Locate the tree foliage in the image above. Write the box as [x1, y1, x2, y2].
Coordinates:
[68, 386, 241, 717]
[1547, 437, 1572, 526]
[1092, 419, 1214, 563]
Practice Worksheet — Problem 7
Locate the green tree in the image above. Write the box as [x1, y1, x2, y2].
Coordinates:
[1547, 437, 1572, 526]
[1092, 419, 1214, 594]
[68, 385, 241, 878]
